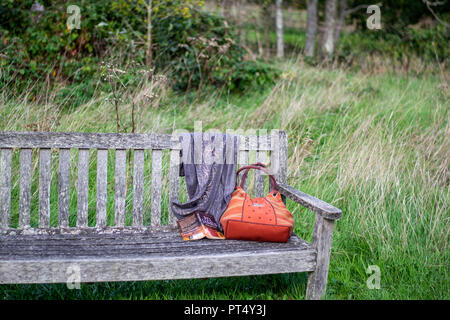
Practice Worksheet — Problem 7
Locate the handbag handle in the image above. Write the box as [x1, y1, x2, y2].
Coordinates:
[236, 163, 278, 192]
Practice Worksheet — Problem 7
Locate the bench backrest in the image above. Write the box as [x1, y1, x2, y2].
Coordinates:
[0, 131, 287, 234]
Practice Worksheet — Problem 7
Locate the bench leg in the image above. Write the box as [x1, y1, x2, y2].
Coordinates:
[306, 215, 335, 300]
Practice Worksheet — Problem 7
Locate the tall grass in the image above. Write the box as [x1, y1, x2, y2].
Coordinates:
[0, 59, 448, 299]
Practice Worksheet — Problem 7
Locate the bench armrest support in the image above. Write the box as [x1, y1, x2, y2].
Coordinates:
[277, 183, 342, 220]
[277, 183, 342, 299]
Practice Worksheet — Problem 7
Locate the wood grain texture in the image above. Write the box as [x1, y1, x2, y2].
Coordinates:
[0, 148, 12, 229]
[0, 132, 176, 149]
[248, 135, 258, 194]
[58, 149, 71, 227]
[19, 149, 32, 228]
[0, 225, 177, 236]
[278, 131, 288, 184]
[151, 149, 162, 227]
[0, 232, 316, 284]
[132, 150, 144, 227]
[278, 183, 342, 220]
[240, 134, 271, 151]
[96, 149, 108, 227]
[269, 130, 280, 191]
[0, 132, 275, 150]
[76, 149, 90, 227]
[278, 131, 288, 204]
[238, 136, 249, 191]
[306, 215, 335, 300]
[114, 150, 127, 227]
[39, 149, 51, 228]
[168, 149, 179, 227]
[255, 135, 268, 197]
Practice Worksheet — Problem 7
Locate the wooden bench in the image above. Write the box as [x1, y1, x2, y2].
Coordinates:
[0, 131, 342, 299]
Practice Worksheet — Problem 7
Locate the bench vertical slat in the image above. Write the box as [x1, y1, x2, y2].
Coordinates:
[270, 130, 280, 191]
[238, 136, 249, 190]
[168, 148, 179, 227]
[249, 135, 258, 195]
[255, 135, 268, 197]
[114, 149, 127, 227]
[58, 149, 71, 227]
[278, 131, 288, 183]
[0, 148, 12, 229]
[151, 149, 162, 227]
[39, 148, 51, 228]
[77, 149, 90, 227]
[279, 131, 288, 204]
[96, 149, 108, 227]
[132, 149, 144, 227]
[19, 149, 32, 228]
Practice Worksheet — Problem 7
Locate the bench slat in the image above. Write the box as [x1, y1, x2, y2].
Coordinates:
[58, 149, 71, 227]
[279, 131, 288, 203]
[248, 135, 258, 194]
[279, 131, 288, 184]
[77, 149, 90, 227]
[96, 149, 108, 227]
[238, 135, 271, 150]
[19, 149, 32, 228]
[0, 232, 315, 284]
[168, 149, 179, 227]
[132, 150, 144, 227]
[114, 150, 127, 227]
[255, 135, 268, 197]
[151, 149, 162, 227]
[0, 132, 177, 150]
[269, 130, 279, 191]
[0, 148, 12, 229]
[39, 149, 51, 228]
[238, 136, 249, 191]
[0, 232, 312, 254]
[0, 132, 275, 150]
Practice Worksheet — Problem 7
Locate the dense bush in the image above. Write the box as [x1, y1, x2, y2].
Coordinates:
[0, 0, 279, 93]
[336, 23, 449, 67]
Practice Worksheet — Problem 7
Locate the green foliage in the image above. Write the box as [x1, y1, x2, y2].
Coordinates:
[217, 60, 279, 91]
[336, 23, 449, 66]
[0, 0, 278, 93]
[348, 0, 450, 32]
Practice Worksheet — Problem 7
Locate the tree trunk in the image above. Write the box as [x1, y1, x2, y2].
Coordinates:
[275, 0, 284, 58]
[305, 0, 318, 57]
[322, 0, 337, 59]
[146, 0, 153, 67]
[221, 0, 233, 19]
[334, 0, 347, 51]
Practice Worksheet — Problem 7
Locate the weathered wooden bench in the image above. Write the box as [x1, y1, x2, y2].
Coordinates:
[0, 131, 341, 299]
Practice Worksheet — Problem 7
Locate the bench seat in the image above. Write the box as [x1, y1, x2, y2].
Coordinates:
[0, 232, 316, 284]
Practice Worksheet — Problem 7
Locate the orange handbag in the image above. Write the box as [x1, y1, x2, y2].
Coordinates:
[220, 163, 294, 243]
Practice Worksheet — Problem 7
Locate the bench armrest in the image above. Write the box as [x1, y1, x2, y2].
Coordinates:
[277, 183, 342, 220]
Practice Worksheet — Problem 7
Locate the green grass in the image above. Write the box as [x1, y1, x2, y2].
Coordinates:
[0, 59, 448, 300]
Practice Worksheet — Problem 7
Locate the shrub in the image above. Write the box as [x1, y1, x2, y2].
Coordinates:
[0, 0, 279, 93]
[335, 22, 449, 70]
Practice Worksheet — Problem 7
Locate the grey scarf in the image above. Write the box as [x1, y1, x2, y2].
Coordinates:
[170, 132, 239, 230]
